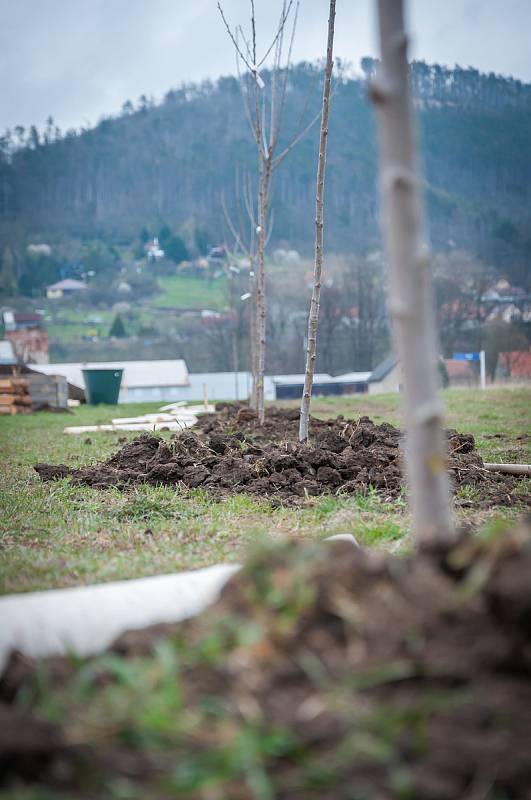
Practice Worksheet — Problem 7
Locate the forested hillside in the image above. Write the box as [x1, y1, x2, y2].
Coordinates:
[1, 60, 531, 288]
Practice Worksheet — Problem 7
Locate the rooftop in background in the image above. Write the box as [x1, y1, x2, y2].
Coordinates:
[46, 279, 88, 292]
[330, 371, 372, 383]
[368, 355, 398, 383]
[2, 310, 44, 331]
[12, 312, 43, 325]
[0, 340, 16, 365]
[272, 374, 332, 386]
[272, 372, 372, 385]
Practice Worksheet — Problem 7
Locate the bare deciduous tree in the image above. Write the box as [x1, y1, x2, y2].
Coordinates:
[218, 0, 320, 423]
[299, 0, 336, 442]
[371, 0, 453, 545]
[220, 172, 272, 410]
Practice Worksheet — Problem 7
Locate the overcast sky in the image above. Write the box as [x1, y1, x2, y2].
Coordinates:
[1, 0, 530, 133]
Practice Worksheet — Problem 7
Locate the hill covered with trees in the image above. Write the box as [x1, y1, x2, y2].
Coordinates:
[1, 60, 531, 290]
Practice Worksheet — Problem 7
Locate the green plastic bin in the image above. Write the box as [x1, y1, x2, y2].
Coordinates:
[82, 368, 123, 405]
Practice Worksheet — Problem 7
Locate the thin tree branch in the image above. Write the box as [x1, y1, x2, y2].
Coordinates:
[268, 0, 286, 148]
[271, 1, 299, 150]
[235, 36, 260, 145]
[269, 12, 282, 142]
[221, 190, 252, 258]
[217, 3, 255, 73]
[271, 107, 321, 169]
[237, 24, 253, 63]
[250, 0, 257, 65]
[256, 0, 294, 68]
[243, 172, 257, 227]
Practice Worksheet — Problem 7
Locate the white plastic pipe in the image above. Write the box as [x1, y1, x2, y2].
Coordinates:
[64, 418, 198, 435]
[0, 564, 239, 671]
[483, 462, 531, 476]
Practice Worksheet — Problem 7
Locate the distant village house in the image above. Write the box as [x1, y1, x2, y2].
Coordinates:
[46, 278, 88, 299]
[1, 311, 49, 364]
[145, 238, 165, 262]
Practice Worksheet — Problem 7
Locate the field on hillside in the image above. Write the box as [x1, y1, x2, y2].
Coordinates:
[1, 388, 529, 596]
[36, 274, 231, 357]
[154, 273, 228, 309]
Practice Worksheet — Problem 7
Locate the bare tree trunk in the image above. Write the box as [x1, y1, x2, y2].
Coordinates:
[250, 311, 258, 408]
[371, 0, 453, 545]
[250, 258, 259, 409]
[299, 0, 336, 442]
[232, 326, 239, 400]
[255, 160, 270, 423]
[251, 84, 264, 414]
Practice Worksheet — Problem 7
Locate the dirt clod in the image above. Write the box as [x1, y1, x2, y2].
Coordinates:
[0, 703, 67, 782]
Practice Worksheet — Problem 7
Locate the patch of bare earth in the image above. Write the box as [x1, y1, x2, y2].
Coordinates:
[35, 406, 529, 508]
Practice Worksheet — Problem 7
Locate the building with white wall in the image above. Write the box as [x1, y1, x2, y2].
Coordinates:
[367, 356, 402, 395]
[35, 360, 190, 403]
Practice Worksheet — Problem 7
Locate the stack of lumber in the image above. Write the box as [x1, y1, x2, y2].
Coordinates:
[26, 373, 68, 410]
[0, 377, 32, 415]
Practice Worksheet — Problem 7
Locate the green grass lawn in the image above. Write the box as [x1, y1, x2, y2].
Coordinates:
[46, 306, 175, 341]
[0, 388, 529, 595]
[154, 274, 228, 309]
[45, 308, 115, 340]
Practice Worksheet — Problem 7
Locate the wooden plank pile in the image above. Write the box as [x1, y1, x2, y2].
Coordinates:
[0, 377, 32, 415]
[26, 373, 68, 409]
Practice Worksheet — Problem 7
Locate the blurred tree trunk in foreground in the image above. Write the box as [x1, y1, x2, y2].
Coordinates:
[372, 0, 453, 545]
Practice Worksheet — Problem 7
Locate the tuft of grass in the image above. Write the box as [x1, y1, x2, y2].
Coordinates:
[456, 485, 482, 502]
[355, 519, 404, 547]
[513, 477, 531, 498]
[475, 515, 516, 543]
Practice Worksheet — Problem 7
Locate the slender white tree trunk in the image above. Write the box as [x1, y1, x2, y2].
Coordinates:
[299, 0, 336, 442]
[372, 0, 453, 545]
[255, 160, 270, 424]
[250, 260, 258, 409]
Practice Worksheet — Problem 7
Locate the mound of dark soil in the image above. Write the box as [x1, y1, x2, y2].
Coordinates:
[3, 521, 531, 798]
[35, 410, 528, 507]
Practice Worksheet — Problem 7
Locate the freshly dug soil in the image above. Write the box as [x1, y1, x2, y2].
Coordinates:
[35, 407, 529, 507]
[3, 521, 531, 798]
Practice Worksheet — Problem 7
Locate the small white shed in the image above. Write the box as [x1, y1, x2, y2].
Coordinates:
[368, 356, 402, 394]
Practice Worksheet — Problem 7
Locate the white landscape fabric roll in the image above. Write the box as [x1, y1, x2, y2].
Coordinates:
[0, 535, 358, 671]
[0, 563, 240, 671]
